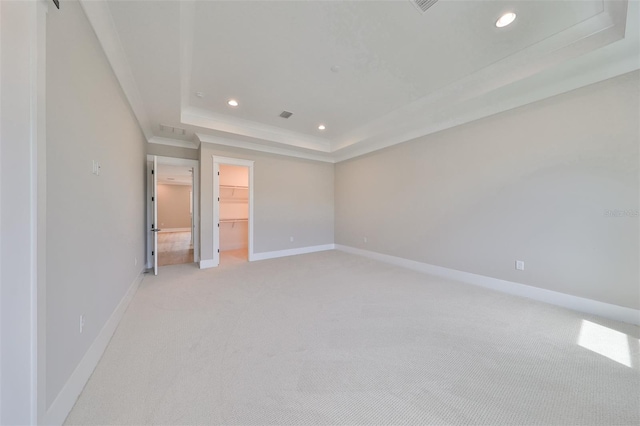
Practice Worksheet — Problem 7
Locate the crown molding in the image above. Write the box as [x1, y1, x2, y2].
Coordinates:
[332, 0, 634, 159]
[85, 0, 638, 164]
[148, 136, 198, 150]
[182, 107, 332, 153]
[196, 133, 335, 163]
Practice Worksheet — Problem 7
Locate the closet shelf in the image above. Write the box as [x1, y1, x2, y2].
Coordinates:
[220, 185, 248, 190]
[220, 218, 248, 228]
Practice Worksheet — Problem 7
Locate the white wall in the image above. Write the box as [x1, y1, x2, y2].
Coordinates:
[200, 143, 334, 261]
[336, 71, 640, 310]
[45, 0, 146, 414]
[157, 184, 192, 229]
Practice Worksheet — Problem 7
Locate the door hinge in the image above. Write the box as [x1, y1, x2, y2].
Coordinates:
[218, 171, 220, 175]
[218, 249, 220, 253]
[217, 223, 219, 227]
[152, 196, 154, 201]
[152, 170, 154, 175]
[152, 251, 154, 256]
[217, 197, 220, 202]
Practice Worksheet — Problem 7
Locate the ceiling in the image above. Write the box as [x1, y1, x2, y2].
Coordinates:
[81, 0, 639, 163]
[157, 164, 193, 186]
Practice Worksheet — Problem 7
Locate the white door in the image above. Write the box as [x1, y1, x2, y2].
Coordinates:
[151, 155, 159, 275]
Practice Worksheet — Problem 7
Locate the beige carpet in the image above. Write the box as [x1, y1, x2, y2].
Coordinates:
[65, 250, 640, 425]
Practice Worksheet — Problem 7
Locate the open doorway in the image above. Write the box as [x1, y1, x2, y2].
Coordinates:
[219, 164, 249, 264]
[212, 156, 254, 267]
[156, 164, 194, 266]
[147, 155, 200, 273]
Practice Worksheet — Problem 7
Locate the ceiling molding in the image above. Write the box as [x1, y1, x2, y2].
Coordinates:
[332, 0, 631, 154]
[148, 136, 199, 150]
[79, 0, 154, 140]
[87, 0, 638, 164]
[182, 107, 332, 153]
[196, 133, 335, 163]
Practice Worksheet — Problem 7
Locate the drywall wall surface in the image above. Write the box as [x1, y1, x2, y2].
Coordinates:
[147, 143, 199, 160]
[157, 184, 192, 229]
[46, 0, 146, 408]
[200, 144, 334, 260]
[336, 71, 639, 309]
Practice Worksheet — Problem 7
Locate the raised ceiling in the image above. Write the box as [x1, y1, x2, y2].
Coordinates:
[82, 0, 639, 163]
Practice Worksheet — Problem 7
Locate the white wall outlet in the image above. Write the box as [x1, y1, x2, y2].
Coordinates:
[92, 160, 101, 176]
[363, 237, 368, 243]
[289, 236, 294, 242]
[515, 260, 525, 271]
[79, 314, 85, 333]
[96, 162, 101, 176]
[135, 257, 138, 266]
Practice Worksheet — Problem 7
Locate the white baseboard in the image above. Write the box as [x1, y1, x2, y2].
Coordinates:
[42, 269, 146, 425]
[335, 245, 640, 326]
[199, 259, 216, 269]
[158, 228, 190, 233]
[251, 244, 335, 262]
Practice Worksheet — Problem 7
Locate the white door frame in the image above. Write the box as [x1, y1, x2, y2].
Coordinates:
[0, 1, 48, 423]
[212, 156, 254, 266]
[146, 155, 200, 268]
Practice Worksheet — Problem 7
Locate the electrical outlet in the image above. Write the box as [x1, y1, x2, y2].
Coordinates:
[135, 257, 138, 266]
[515, 260, 525, 271]
[92, 160, 101, 176]
[79, 314, 85, 333]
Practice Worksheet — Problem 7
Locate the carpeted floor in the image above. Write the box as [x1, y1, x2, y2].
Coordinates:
[65, 250, 640, 425]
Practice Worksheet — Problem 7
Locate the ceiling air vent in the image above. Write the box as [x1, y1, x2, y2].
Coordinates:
[279, 111, 293, 119]
[159, 124, 186, 136]
[412, 0, 438, 13]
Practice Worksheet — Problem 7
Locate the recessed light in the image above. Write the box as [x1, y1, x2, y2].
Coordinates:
[318, 124, 326, 130]
[496, 12, 516, 28]
[228, 99, 239, 107]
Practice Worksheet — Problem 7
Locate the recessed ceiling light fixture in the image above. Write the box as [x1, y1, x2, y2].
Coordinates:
[228, 99, 239, 107]
[318, 124, 326, 130]
[496, 12, 516, 28]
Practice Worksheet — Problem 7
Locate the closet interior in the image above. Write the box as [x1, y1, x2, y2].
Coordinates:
[219, 164, 249, 262]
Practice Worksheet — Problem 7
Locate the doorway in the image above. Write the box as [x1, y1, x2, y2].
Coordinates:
[218, 164, 249, 264]
[147, 155, 200, 274]
[156, 164, 194, 266]
[212, 156, 254, 267]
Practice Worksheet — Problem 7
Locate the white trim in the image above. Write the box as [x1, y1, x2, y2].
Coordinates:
[148, 136, 198, 150]
[252, 244, 335, 262]
[183, 107, 331, 153]
[158, 228, 190, 233]
[41, 270, 145, 426]
[197, 134, 335, 164]
[199, 259, 216, 269]
[212, 156, 254, 266]
[335, 245, 640, 326]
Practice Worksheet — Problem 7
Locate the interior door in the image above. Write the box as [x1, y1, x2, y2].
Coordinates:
[152, 155, 159, 275]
